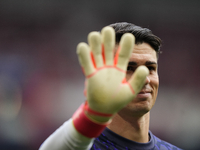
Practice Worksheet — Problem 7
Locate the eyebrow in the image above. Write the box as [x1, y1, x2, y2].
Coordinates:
[145, 61, 157, 65]
[128, 61, 157, 66]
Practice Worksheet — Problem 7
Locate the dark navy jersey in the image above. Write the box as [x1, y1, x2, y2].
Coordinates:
[90, 128, 182, 150]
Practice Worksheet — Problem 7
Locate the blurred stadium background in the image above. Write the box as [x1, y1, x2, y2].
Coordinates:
[0, 0, 200, 149]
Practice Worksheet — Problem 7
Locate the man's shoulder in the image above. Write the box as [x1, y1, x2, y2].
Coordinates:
[151, 132, 183, 150]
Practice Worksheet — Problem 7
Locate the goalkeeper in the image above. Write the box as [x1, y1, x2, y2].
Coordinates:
[39, 22, 182, 150]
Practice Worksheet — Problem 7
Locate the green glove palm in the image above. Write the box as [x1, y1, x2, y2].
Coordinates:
[77, 26, 149, 120]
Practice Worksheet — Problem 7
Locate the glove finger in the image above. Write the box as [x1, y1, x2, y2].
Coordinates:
[88, 32, 103, 68]
[116, 33, 135, 71]
[128, 66, 149, 95]
[77, 42, 95, 76]
[101, 26, 115, 66]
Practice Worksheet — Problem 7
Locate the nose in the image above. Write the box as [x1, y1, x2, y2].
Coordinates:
[145, 77, 150, 85]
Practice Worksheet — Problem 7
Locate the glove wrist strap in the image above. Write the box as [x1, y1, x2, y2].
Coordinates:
[72, 103, 111, 138]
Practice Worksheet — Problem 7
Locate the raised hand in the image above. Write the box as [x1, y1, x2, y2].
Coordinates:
[76, 26, 149, 120]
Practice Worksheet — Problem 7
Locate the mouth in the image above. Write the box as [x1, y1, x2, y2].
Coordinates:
[137, 90, 152, 99]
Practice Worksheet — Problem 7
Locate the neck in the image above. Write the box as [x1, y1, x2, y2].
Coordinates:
[107, 111, 150, 143]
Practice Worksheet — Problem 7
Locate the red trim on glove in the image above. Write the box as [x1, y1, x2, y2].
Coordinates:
[84, 101, 113, 117]
[102, 44, 106, 65]
[127, 82, 135, 94]
[72, 103, 110, 138]
[86, 66, 126, 79]
[90, 51, 96, 68]
[114, 46, 120, 66]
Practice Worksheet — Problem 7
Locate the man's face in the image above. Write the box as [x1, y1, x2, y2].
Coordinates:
[120, 42, 159, 116]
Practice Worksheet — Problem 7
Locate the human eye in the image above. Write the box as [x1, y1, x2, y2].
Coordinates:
[147, 66, 156, 72]
[127, 66, 136, 72]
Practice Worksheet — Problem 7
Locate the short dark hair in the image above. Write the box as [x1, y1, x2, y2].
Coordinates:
[108, 22, 162, 57]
